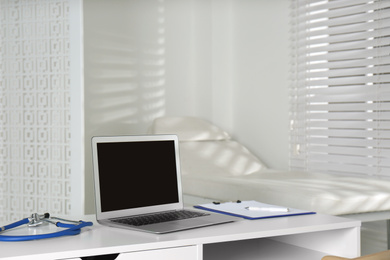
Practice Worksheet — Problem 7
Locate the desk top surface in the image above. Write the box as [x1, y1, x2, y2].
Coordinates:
[0, 213, 360, 259]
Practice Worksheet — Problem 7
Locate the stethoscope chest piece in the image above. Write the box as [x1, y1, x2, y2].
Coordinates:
[27, 213, 50, 227]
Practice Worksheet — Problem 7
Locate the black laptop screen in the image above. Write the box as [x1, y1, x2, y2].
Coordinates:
[96, 140, 180, 212]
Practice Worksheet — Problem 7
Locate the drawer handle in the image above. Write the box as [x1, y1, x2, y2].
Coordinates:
[81, 253, 119, 260]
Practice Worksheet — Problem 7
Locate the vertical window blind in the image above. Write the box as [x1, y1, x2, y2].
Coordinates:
[290, 0, 390, 177]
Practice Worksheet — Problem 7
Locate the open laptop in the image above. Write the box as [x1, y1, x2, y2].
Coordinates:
[91, 134, 236, 234]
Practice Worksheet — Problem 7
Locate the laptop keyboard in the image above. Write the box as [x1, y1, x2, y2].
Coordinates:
[112, 210, 210, 227]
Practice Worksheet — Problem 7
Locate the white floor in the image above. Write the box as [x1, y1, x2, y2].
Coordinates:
[361, 220, 388, 256]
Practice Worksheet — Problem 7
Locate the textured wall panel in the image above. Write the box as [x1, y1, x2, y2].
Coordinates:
[0, 0, 71, 222]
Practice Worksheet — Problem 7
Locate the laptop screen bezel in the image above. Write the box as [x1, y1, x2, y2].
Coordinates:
[91, 134, 184, 221]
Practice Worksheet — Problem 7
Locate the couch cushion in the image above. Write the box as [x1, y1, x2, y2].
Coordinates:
[179, 141, 267, 177]
[149, 116, 231, 141]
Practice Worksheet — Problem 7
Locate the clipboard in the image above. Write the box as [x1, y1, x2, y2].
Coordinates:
[194, 200, 316, 220]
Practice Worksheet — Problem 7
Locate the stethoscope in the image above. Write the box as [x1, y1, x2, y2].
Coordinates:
[0, 213, 93, 242]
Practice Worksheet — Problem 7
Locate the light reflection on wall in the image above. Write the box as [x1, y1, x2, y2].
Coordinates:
[83, 0, 166, 214]
[84, 0, 166, 135]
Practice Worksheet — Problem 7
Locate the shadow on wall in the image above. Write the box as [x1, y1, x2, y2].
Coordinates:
[84, 0, 166, 135]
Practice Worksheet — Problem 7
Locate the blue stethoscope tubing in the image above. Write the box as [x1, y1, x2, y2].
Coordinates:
[0, 215, 93, 242]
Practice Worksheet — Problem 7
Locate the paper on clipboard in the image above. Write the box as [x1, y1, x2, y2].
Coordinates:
[194, 200, 315, 220]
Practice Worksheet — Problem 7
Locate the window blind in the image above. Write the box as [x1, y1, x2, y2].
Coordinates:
[290, 0, 390, 177]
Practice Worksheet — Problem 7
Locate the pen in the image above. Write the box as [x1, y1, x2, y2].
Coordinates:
[245, 207, 290, 212]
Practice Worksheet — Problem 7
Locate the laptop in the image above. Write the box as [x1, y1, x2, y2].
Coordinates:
[91, 134, 236, 234]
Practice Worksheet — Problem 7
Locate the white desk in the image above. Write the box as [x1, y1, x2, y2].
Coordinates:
[0, 213, 360, 260]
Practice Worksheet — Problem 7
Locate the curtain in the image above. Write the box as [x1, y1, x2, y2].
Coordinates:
[290, 0, 390, 177]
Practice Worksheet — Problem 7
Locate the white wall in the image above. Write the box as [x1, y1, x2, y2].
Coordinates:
[83, 0, 289, 213]
[166, 0, 290, 170]
[164, 0, 235, 129]
[231, 0, 289, 171]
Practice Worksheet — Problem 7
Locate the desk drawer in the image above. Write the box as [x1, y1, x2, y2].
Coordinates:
[64, 245, 199, 260]
[118, 245, 199, 260]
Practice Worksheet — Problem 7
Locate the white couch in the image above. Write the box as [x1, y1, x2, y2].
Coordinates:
[149, 116, 390, 219]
